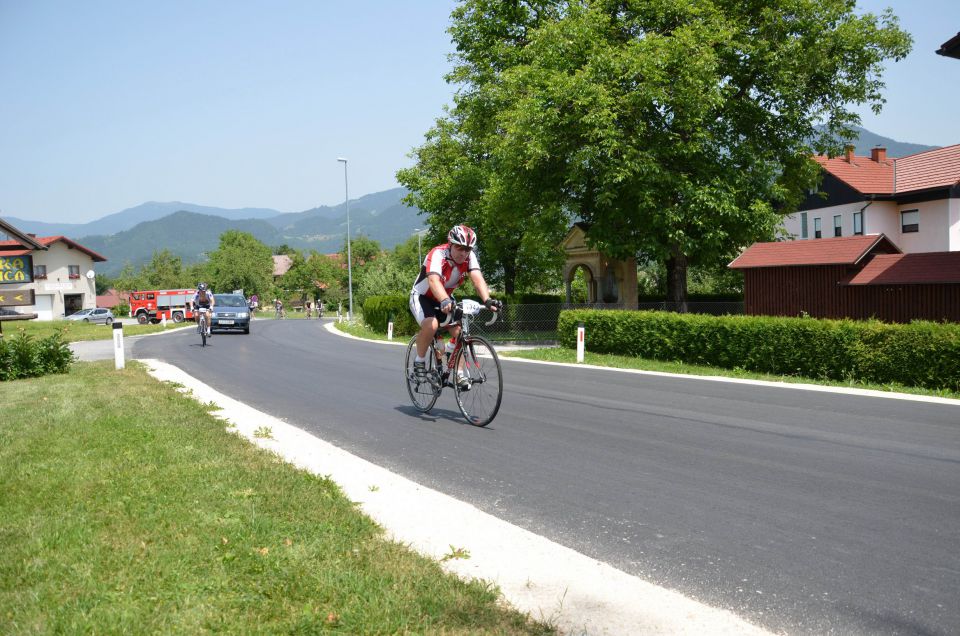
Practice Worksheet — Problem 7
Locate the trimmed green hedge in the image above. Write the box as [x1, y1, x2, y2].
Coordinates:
[557, 309, 960, 391]
[0, 329, 75, 381]
[361, 296, 419, 337]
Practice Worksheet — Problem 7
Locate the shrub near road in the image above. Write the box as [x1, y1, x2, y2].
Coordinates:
[558, 310, 960, 392]
[0, 361, 552, 635]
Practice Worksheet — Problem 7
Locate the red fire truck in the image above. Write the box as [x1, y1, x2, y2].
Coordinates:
[128, 289, 197, 324]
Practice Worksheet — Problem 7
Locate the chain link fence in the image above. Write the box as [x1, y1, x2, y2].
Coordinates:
[469, 301, 744, 343]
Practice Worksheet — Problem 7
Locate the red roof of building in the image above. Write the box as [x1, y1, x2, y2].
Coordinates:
[815, 153, 894, 194]
[893, 144, 960, 192]
[95, 289, 128, 308]
[0, 235, 107, 262]
[815, 143, 960, 195]
[843, 252, 960, 285]
[728, 235, 901, 269]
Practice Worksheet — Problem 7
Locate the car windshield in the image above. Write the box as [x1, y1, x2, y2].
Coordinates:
[71, 309, 92, 316]
[215, 295, 247, 308]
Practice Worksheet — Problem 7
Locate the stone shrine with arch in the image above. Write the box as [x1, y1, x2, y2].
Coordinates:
[561, 223, 638, 309]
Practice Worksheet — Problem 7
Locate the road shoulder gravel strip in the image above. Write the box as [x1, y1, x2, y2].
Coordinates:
[140, 357, 773, 636]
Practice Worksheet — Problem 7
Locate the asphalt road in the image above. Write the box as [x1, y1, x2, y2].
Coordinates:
[134, 319, 960, 636]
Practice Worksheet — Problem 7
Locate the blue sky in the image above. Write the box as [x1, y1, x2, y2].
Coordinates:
[1, 0, 957, 224]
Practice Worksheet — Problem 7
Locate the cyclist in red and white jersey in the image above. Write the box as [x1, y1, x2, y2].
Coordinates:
[409, 224, 501, 382]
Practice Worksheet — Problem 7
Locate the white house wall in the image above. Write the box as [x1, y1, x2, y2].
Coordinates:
[6, 242, 99, 320]
[782, 199, 957, 253]
[895, 199, 951, 253]
[951, 198, 960, 251]
[863, 202, 900, 240]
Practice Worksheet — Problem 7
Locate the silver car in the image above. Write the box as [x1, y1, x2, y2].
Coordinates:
[66, 307, 115, 325]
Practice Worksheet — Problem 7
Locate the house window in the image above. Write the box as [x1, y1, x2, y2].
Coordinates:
[833, 215, 842, 237]
[853, 211, 863, 235]
[68, 265, 81, 279]
[33, 264, 47, 279]
[814, 217, 822, 239]
[800, 212, 808, 239]
[901, 209, 919, 233]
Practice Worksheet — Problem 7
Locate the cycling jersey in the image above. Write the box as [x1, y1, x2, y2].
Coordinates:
[411, 243, 480, 300]
[193, 289, 214, 308]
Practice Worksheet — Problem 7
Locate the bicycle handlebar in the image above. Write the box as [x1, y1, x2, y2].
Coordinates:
[438, 299, 500, 329]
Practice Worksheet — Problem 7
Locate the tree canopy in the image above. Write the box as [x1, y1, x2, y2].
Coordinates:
[206, 230, 273, 298]
[401, 0, 911, 305]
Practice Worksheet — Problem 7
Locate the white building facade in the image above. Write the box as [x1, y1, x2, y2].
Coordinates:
[781, 145, 960, 253]
[0, 235, 107, 320]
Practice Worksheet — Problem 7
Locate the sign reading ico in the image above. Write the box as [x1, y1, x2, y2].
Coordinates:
[0, 255, 33, 283]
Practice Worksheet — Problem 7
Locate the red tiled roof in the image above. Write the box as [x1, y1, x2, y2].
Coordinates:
[729, 235, 901, 269]
[815, 154, 894, 194]
[816, 144, 960, 195]
[0, 235, 107, 262]
[843, 252, 960, 285]
[893, 144, 960, 192]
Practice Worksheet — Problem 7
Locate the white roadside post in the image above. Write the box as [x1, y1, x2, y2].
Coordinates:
[113, 321, 125, 370]
[576, 323, 585, 363]
[161, 312, 167, 328]
[387, 321, 394, 341]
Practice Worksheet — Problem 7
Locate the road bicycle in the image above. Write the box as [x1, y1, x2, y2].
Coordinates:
[404, 299, 503, 426]
[196, 308, 210, 347]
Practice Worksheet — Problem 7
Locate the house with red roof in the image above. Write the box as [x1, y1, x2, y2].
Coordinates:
[0, 229, 108, 320]
[729, 234, 960, 323]
[782, 144, 960, 253]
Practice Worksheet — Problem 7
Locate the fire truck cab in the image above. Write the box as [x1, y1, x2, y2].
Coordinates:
[128, 289, 196, 324]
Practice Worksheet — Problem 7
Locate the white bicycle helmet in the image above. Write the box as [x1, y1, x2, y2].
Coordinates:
[447, 224, 477, 249]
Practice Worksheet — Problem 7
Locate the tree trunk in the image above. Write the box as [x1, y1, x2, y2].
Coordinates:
[665, 246, 689, 313]
[502, 258, 516, 296]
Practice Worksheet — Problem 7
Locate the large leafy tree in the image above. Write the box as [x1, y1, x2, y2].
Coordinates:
[206, 230, 273, 298]
[398, 0, 569, 297]
[398, 116, 568, 295]
[112, 249, 192, 291]
[405, 0, 911, 306]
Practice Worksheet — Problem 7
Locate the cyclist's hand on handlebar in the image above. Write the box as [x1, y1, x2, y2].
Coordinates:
[484, 298, 502, 312]
[440, 297, 454, 314]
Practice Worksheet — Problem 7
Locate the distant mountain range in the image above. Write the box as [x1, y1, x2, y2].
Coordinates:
[5, 201, 285, 238]
[836, 125, 937, 158]
[1, 128, 942, 277]
[4, 187, 425, 276]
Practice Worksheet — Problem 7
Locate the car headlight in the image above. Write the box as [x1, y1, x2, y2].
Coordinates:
[238, 312, 249, 318]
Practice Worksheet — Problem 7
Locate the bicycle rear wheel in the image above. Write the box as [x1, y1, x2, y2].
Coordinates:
[453, 335, 502, 426]
[405, 337, 441, 412]
[199, 317, 207, 347]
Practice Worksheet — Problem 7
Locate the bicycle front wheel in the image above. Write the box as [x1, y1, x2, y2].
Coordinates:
[453, 335, 502, 426]
[199, 317, 207, 347]
[405, 337, 441, 413]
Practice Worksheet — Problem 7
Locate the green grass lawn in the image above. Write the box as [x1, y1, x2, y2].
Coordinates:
[0, 361, 553, 635]
[2, 319, 185, 342]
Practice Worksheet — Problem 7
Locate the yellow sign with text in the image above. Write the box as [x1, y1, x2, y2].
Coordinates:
[0, 255, 33, 284]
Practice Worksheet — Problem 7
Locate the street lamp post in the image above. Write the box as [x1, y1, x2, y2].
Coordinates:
[337, 157, 354, 321]
[412, 228, 428, 264]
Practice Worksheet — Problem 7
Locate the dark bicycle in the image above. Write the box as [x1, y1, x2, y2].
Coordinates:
[196, 307, 210, 347]
[404, 300, 503, 426]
